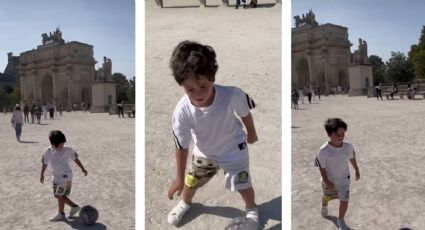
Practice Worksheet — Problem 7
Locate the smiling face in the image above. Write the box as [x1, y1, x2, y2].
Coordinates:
[181, 75, 215, 107]
[328, 127, 345, 147]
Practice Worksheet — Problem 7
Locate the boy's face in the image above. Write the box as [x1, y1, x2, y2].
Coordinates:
[329, 128, 345, 146]
[181, 75, 215, 107]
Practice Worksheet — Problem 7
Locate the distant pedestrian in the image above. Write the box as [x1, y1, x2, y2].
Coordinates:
[317, 87, 321, 100]
[58, 104, 63, 116]
[298, 88, 305, 104]
[42, 103, 48, 119]
[117, 101, 124, 118]
[292, 89, 299, 110]
[30, 103, 36, 123]
[375, 82, 382, 100]
[306, 86, 312, 104]
[49, 103, 54, 119]
[36, 105, 42, 124]
[23, 105, 29, 123]
[11, 104, 24, 142]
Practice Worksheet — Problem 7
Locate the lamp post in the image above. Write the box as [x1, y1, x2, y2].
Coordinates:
[66, 72, 71, 112]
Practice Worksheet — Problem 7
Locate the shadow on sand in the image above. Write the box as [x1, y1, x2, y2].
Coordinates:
[19, 140, 38, 144]
[64, 217, 107, 230]
[178, 196, 281, 229]
[324, 215, 354, 230]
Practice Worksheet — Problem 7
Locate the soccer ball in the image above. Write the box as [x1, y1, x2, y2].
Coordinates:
[224, 217, 259, 230]
[79, 205, 99, 225]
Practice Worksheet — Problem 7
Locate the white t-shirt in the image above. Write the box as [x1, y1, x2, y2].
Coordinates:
[42, 146, 78, 183]
[315, 141, 355, 184]
[172, 84, 256, 162]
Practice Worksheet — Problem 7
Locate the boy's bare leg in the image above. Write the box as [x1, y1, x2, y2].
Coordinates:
[182, 186, 197, 204]
[63, 196, 77, 207]
[238, 187, 256, 208]
[339, 201, 348, 219]
[56, 196, 65, 212]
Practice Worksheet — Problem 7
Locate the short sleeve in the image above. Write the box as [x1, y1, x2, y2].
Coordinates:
[65, 147, 78, 161]
[42, 149, 50, 164]
[172, 107, 192, 150]
[315, 150, 326, 168]
[348, 145, 355, 159]
[232, 87, 256, 118]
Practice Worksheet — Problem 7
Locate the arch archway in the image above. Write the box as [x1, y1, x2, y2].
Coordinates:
[296, 58, 309, 89]
[41, 75, 53, 103]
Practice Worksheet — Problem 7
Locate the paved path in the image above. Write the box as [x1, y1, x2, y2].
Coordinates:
[0, 112, 134, 230]
[292, 95, 425, 230]
[145, 0, 282, 229]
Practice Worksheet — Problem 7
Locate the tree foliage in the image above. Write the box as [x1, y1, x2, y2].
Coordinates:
[112, 73, 135, 103]
[408, 26, 425, 78]
[385, 52, 415, 83]
[369, 55, 387, 83]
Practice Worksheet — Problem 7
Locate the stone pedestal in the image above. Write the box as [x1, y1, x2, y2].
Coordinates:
[92, 83, 116, 113]
[348, 65, 373, 96]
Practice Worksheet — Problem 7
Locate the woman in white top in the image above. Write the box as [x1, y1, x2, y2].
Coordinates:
[11, 104, 24, 142]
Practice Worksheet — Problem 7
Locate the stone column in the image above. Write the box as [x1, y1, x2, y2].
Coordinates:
[305, 49, 314, 87]
[322, 56, 329, 95]
[51, 67, 58, 105]
[32, 69, 37, 103]
[66, 64, 73, 112]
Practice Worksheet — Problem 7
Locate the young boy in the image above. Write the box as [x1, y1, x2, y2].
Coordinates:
[40, 130, 88, 221]
[315, 118, 360, 230]
[167, 40, 259, 226]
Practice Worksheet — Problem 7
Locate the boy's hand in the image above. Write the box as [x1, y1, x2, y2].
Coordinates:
[247, 133, 258, 144]
[82, 169, 88, 176]
[324, 179, 334, 189]
[40, 174, 44, 184]
[168, 179, 184, 200]
[355, 170, 360, 181]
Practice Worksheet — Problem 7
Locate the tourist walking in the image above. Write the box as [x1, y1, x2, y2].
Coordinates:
[23, 104, 29, 123]
[49, 103, 54, 119]
[42, 103, 48, 119]
[36, 105, 42, 124]
[11, 104, 24, 142]
[30, 103, 36, 123]
[298, 88, 305, 104]
[375, 82, 382, 100]
[292, 89, 299, 110]
[117, 101, 124, 118]
[58, 104, 63, 116]
[306, 86, 312, 104]
[317, 87, 321, 100]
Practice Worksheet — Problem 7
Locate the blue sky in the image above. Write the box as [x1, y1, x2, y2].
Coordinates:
[292, 0, 425, 62]
[0, 0, 134, 78]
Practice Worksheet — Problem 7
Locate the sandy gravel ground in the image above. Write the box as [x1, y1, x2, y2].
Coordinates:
[145, 0, 282, 229]
[0, 112, 134, 230]
[292, 95, 425, 230]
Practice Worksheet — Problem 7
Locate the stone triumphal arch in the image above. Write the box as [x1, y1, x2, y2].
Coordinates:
[18, 28, 116, 112]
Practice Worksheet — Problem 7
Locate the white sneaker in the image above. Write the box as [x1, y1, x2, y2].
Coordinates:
[167, 200, 190, 225]
[321, 206, 328, 217]
[246, 206, 259, 223]
[69, 205, 80, 218]
[337, 218, 348, 230]
[49, 212, 65, 221]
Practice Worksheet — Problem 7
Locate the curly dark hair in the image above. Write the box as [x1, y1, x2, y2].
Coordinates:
[169, 40, 218, 85]
[49, 130, 67, 146]
[324, 118, 347, 136]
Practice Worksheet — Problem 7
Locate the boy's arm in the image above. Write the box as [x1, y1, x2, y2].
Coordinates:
[319, 167, 334, 189]
[349, 158, 360, 180]
[168, 148, 188, 200]
[40, 164, 47, 183]
[74, 159, 88, 176]
[241, 113, 258, 144]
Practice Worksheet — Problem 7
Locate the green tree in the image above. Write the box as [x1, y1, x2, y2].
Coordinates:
[112, 72, 130, 102]
[408, 26, 425, 78]
[126, 76, 135, 104]
[369, 55, 387, 83]
[385, 51, 414, 83]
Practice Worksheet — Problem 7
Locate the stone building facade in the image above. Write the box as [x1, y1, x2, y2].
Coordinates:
[17, 29, 116, 112]
[292, 23, 351, 95]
